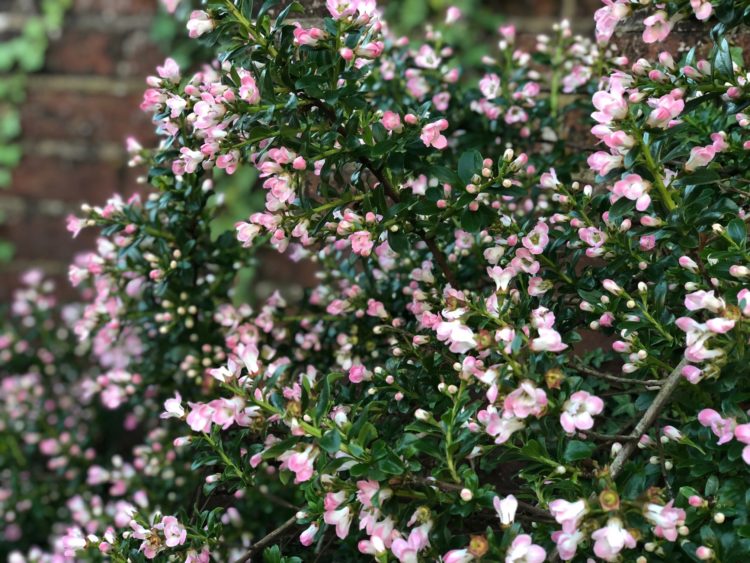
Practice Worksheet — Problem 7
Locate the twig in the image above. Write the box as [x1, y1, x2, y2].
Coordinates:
[361, 156, 458, 287]
[233, 513, 300, 563]
[610, 359, 687, 479]
[574, 362, 664, 387]
[577, 430, 638, 442]
[404, 476, 554, 523]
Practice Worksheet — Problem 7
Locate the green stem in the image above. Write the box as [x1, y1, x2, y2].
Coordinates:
[635, 129, 677, 212]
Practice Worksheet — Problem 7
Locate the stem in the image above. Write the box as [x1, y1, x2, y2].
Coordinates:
[233, 513, 300, 563]
[610, 359, 687, 479]
[635, 129, 677, 212]
[574, 362, 664, 387]
[444, 380, 466, 483]
[361, 156, 458, 287]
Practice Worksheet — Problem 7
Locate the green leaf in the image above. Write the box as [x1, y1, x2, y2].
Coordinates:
[313, 376, 331, 425]
[320, 429, 342, 454]
[727, 218, 747, 248]
[388, 230, 409, 254]
[457, 150, 482, 185]
[713, 38, 733, 79]
[563, 440, 596, 462]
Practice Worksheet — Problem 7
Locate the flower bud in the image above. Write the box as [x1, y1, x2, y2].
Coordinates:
[460, 488, 473, 501]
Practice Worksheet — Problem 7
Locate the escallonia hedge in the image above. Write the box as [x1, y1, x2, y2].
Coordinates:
[4, 0, 750, 561]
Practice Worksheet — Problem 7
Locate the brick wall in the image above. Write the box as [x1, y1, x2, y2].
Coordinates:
[0, 0, 595, 301]
[0, 0, 162, 300]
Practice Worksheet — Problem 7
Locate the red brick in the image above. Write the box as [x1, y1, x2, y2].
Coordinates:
[21, 89, 152, 143]
[72, 0, 157, 16]
[0, 213, 96, 263]
[8, 156, 121, 203]
[46, 30, 119, 75]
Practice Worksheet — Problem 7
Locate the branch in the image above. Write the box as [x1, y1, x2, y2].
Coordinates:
[233, 513, 300, 563]
[574, 362, 664, 388]
[404, 476, 555, 523]
[361, 156, 458, 287]
[609, 359, 687, 479]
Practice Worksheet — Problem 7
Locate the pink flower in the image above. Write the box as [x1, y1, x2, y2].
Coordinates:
[592, 90, 628, 124]
[685, 145, 717, 171]
[158, 516, 186, 548]
[504, 381, 548, 419]
[644, 501, 686, 542]
[643, 11, 673, 43]
[300, 523, 319, 546]
[160, 0, 180, 13]
[357, 41, 385, 59]
[591, 518, 637, 561]
[414, 45, 441, 69]
[238, 70, 261, 104]
[594, 1, 630, 44]
[161, 392, 185, 419]
[690, 0, 713, 20]
[435, 320, 477, 354]
[522, 222, 549, 255]
[493, 494, 518, 525]
[445, 6, 462, 24]
[186, 402, 215, 432]
[381, 111, 403, 132]
[479, 73, 501, 100]
[156, 57, 180, 82]
[326, 0, 357, 19]
[647, 92, 684, 129]
[612, 174, 652, 211]
[505, 534, 546, 563]
[578, 226, 608, 256]
[323, 505, 352, 539]
[588, 151, 623, 176]
[348, 364, 370, 384]
[443, 549, 474, 563]
[530, 328, 568, 353]
[735, 424, 750, 464]
[187, 10, 214, 38]
[350, 231, 374, 256]
[551, 529, 584, 561]
[560, 391, 604, 433]
[549, 499, 587, 531]
[639, 235, 656, 251]
[293, 25, 326, 47]
[685, 290, 724, 313]
[284, 446, 318, 483]
[391, 524, 431, 562]
[480, 407, 525, 444]
[698, 409, 736, 445]
[420, 119, 449, 150]
[216, 150, 240, 175]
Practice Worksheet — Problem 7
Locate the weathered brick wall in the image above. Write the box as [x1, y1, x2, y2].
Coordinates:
[0, 0, 597, 301]
[0, 0, 162, 299]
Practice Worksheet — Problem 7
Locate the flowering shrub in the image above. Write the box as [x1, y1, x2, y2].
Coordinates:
[5, 0, 750, 561]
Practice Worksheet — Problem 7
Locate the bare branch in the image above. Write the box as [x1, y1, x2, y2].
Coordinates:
[609, 359, 687, 479]
[233, 513, 300, 563]
[574, 362, 664, 387]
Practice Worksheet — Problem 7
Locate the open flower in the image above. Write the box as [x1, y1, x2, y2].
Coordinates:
[560, 391, 604, 433]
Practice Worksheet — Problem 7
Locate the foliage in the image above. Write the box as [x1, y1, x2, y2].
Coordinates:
[5, 0, 750, 562]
